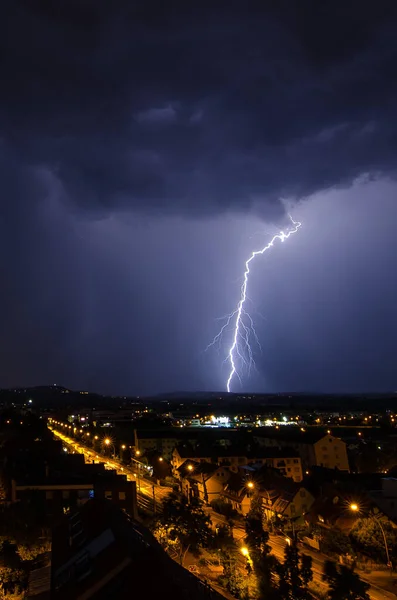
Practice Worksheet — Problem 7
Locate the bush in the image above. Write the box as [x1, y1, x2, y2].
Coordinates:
[321, 529, 353, 557]
[210, 499, 237, 518]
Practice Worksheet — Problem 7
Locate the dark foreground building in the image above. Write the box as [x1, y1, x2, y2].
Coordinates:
[51, 498, 222, 600]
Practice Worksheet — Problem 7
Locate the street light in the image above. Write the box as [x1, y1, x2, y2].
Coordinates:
[187, 464, 194, 471]
[241, 546, 253, 572]
[349, 503, 391, 570]
[103, 438, 115, 458]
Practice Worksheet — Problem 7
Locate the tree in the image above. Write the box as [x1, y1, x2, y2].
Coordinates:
[277, 541, 313, 599]
[350, 517, 396, 563]
[155, 492, 213, 566]
[213, 526, 248, 599]
[0, 540, 27, 596]
[322, 560, 370, 600]
[322, 529, 353, 557]
[300, 554, 314, 591]
[248, 492, 263, 521]
[210, 498, 236, 519]
[0, 494, 50, 555]
[245, 506, 279, 599]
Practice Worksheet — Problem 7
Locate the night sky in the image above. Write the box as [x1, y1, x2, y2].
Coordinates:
[1, 1, 397, 395]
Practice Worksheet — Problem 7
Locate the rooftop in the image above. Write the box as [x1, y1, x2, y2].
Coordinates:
[177, 460, 220, 479]
[254, 427, 339, 445]
[52, 499, 223, 600]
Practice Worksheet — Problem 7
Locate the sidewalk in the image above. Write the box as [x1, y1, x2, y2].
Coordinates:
[355, 568, 397, 597]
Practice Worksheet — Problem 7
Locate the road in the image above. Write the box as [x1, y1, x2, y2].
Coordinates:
[49, 428, 170, 512]
[206, 510, 396, 600]
[50, 428, 396, 599]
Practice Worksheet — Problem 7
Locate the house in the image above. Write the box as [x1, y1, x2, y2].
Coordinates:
[134, 429, 195, 461]
[247, 448, 303, 482]
[254, 429, 349, 472]
[177, 460, 231, 504]
[222, 472, 253, 516]
[260, 479, 315, 524]
[10, 468, 138, 519]
[370, 478, 397, 522]
[6, 450, 138, 519]
[172, 443, 302, 480]
[306, 492, 358, 533]
[222, 468, 315, 522]
[51, 499, 224, 600]
[172, 445, 213, 474]
[172, 444, 249, 474]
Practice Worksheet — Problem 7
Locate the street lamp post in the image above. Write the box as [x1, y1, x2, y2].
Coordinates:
[263, 488, 274, 532]
[134, 472, 141, 492]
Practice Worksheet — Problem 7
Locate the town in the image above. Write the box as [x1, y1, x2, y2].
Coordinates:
[1, 388, 397, 599]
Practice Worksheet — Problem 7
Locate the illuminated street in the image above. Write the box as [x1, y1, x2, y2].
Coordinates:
[48, 427, 170, 512]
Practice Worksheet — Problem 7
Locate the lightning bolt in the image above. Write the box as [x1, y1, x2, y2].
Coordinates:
[207, 216, 302, 392]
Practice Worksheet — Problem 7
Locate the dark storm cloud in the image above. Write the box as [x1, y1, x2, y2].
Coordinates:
[2, 0, 397, 219]
[1, 1, 397, 396]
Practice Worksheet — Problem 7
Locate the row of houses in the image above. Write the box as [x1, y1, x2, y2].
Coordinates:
[135, 427, 350, 474]
[173, 455, 397, 535]
[173, 456, 315, 525]
[172, 443, 304, 481]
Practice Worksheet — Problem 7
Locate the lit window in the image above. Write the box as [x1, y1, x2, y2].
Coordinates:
[105, 491, 112, 499]
[118, 491, 126, 500]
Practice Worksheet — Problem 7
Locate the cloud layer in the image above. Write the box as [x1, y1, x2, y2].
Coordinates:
[2, 0, 397, 220]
